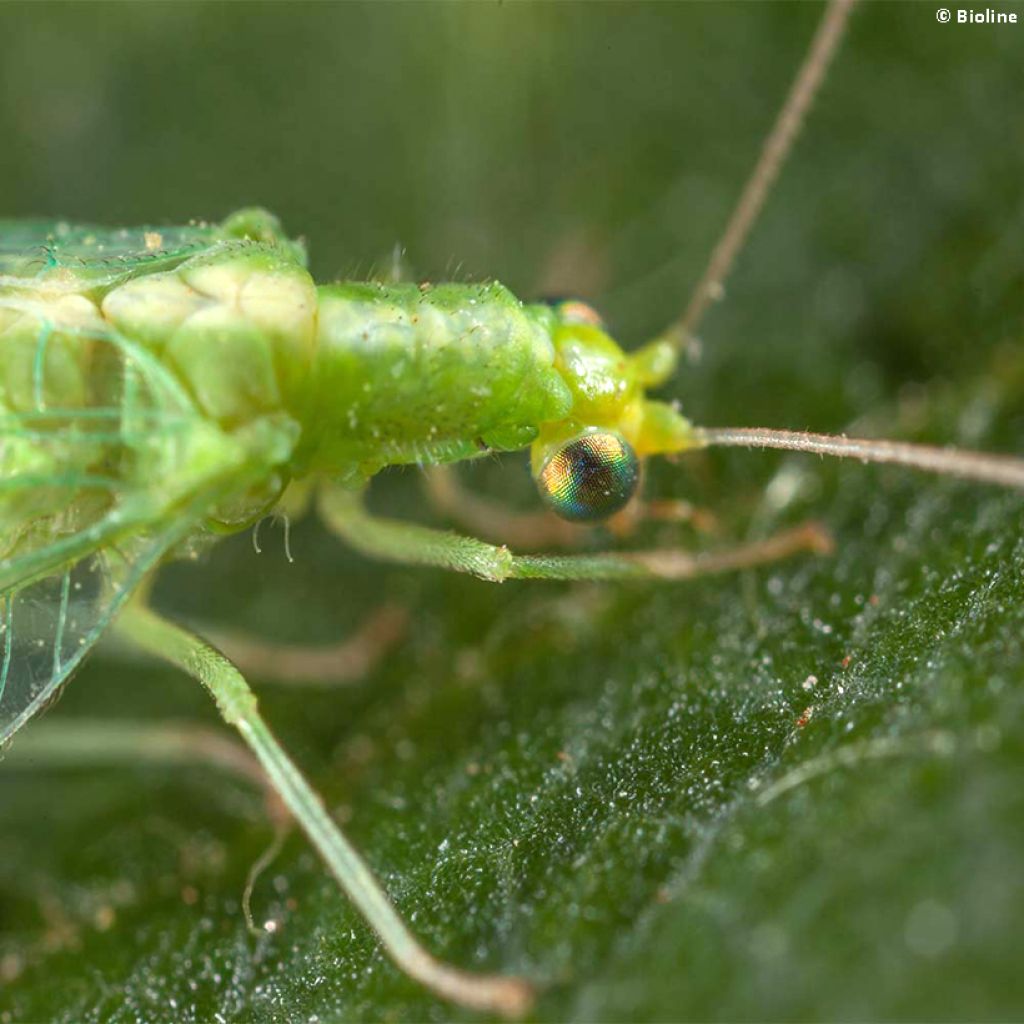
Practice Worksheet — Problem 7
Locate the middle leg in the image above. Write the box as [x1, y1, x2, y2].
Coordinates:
[202, 604, 407, 686]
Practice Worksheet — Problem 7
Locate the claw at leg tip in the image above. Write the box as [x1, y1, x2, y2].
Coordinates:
[801, 521, 836, 556]
[493, 977, 536, 1019]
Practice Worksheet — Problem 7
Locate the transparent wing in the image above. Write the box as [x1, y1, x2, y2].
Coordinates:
[0, 524, 196, 746]
[0, 210, 305, 288]
[0, 295, 204, 588]
[0, 298, 263, 746]
[0, 219, 222, 286]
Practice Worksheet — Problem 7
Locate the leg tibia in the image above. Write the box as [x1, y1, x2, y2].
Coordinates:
[203, 604, 407, 686]
[3, 717, 268, 795]
[423, 466, 719, 547]
[111, 602, 533, 1017]
[321, 484, 830, 583]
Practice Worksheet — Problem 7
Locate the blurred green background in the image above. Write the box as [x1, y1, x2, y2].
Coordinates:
[2, 2, 1023, 1021]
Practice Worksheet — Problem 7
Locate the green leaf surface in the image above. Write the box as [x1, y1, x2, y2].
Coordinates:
[1, 4, 1023, 1021]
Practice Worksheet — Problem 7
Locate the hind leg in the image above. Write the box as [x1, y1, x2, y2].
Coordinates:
[109, 602, 533, 1018]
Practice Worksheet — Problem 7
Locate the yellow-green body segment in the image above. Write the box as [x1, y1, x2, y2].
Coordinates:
[0, 208, 693, 743]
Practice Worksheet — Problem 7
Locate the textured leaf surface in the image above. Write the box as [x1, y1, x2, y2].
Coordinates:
[1, 5, 1022, 1022]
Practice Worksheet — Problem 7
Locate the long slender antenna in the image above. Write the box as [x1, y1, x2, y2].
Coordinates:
[670, 0, 857, 354]
[695, 426, 1024, 490]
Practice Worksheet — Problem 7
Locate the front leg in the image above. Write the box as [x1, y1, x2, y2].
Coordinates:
[422, 465, 719, 548]
[319, 485, 831, 583]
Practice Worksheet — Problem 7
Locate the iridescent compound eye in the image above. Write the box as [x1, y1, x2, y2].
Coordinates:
[538, 432, 640, 522]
